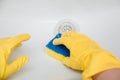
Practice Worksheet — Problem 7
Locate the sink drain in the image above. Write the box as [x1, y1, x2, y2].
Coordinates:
[54, 19, 80, 34]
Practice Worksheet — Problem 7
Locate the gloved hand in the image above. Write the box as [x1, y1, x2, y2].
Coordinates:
[0, 34, 30, 80]
[46, 31, 120, 80]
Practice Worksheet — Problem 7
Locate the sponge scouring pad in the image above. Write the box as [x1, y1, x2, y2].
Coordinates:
[46, 33, 70, 57]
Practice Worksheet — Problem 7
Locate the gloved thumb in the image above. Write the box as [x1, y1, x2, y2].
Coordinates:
[53, 37, 72, 50]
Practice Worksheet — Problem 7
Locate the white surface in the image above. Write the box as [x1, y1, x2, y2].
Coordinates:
[0, 0, 120, 80]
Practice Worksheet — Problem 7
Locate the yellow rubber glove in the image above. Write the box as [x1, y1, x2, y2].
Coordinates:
[46, 31, 120, 80]
[0, 34, 30, 80]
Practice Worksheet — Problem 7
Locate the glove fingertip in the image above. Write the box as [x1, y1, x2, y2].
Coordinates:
[15, 34, 31, 41]
[53, 39, 57, 45]
[21, 34, 31, 40]
[53, 39, 61, 45]
[16, 56, 29, 69]
[22, 56, 29, 64]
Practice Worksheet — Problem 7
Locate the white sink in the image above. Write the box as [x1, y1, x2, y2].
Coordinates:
[0, 0, 120, 80]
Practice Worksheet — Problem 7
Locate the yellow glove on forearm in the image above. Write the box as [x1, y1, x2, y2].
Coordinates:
[0, 34, 30, 80]
[46, 31, 120, 80]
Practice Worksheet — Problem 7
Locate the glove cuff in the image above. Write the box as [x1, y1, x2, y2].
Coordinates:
[81, 50, 120, 80]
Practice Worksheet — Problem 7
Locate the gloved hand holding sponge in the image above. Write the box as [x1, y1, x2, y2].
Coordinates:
[46, 31, 120, 80]
[0, 34, 30, 80]
[1, 31, 120, 80]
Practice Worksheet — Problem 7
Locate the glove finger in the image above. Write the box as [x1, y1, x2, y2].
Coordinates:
[53, 37, 69, 45]
[63, 57, 82, 70]
[16, 43, 22, 47]
[53, 37, 71, 49]
[5, 34, 29, 61]
[9, 34, 30, 48]
[0, 53, 6, 78]
[46, 48, 80, 70]
[3, 56, 29, 79]
[62, 31, 91, 41]
[0, 37, 10, 41]
[46, 47, 81, 70]
[62, 31, 80, 37]
[5, 43, 22, 61]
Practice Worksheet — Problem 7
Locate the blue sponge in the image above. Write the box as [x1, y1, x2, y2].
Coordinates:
[46, 33, 70, 57]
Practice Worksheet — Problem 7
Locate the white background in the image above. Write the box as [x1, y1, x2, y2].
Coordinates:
[0, 0, 120, 80]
